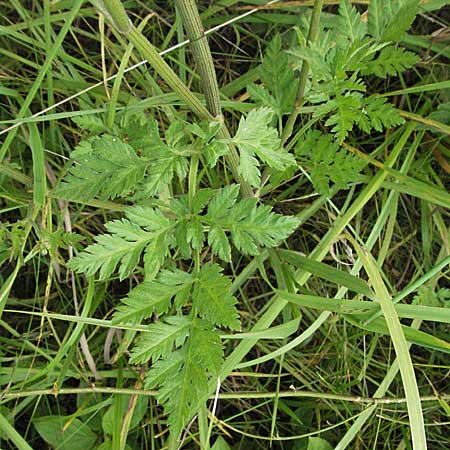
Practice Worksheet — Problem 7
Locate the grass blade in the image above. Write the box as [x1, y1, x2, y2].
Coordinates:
[350, 237, 427, 449]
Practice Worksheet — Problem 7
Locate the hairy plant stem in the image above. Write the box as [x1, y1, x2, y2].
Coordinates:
[175, 0, 253, 197]
[94, 0, 253, 197]
[281, 0, 324, 144]
[175, 0, 222, 118]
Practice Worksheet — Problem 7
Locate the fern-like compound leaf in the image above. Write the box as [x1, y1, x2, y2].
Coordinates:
[356, 95, 405, 133]
[361, 46, 419, 78]
[205, 185, 300, 259]
[338, 0, 367, 43]
[194, 264, 240, 330]
[68, 218, 152, 280]
[146, 318, 223, 440]
[130, 315, 191, 364]
[233, 108, 296, 186]
[368, 0, 420, 42]
[56, 135, 147, 201]
[113, 269, 194, 325]
[315, 92, 363, 143]
[296, 131, 365, 196]
[248, 35, 296, 116]
[69, 205, 174, 280]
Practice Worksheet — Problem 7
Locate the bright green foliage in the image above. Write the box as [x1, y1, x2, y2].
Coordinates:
[287, 0, 419, 143]
[356, 95, 405, 132]
[314, 92, 404, 142]
[55, 135, 148, 200]
[38, 229, 82, 260]
[167, 185, 299, 261]
[112, 263, 240, 440]
[193, 263, 240, 330]
[72, 114, 106, 134]
[368, 0, 420, 42]
[315, 92, 363, 143]
[126, 205, 175, 279]
[69, 184, 299, 281]
[296, 131, 365, 196]
[68, 206, 173, 280]
[59, 1, 424, 443]
[187, 120, 229, 167]
[130, 315, 191, 363]
[57, 117, 205, 201]
[113, 270, 194, 325]
[233, 107, 295, 187]
[140, 121, 193, 196]
[233, 107, 296, 186]
[120, 115, 161, 154]
[146, 319, 223, 440]
[338, 0, 367, 43]
[205, 185, 300, 261]
[361, 46, 420, 78]
[248, 35, 297, 116]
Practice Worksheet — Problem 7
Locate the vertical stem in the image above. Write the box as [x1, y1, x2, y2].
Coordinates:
[281, 0, 324, 144]
[92, 0, 253, 197]
[198, 405, 210, 450]
[127, 26, 211, 120]
[188, 153, 199, 208]
[175, 0, 253, 197]
[175, 0, 222, 118]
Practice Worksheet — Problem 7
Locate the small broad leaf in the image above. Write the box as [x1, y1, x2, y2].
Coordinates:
[233, 107, 296, 186]
[212, 436, 233, 450]
[102, 396, 148, 435]
[307, 437, 333, 450]
[33, 416, 98, 450]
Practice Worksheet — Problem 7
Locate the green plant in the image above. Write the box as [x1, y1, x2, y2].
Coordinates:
[56, 0, 429, 445]
[1, 0, 450, 449]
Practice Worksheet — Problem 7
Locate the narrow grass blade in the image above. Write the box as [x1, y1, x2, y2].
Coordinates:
[350, 238, 427, 450]
[345, 314, 450, 353]
[28, 123, 46, 210]
[276, 249, 375, 299]
[275, 290, 450, 324]
[0, 412, 33, 450]
[221, 318, 300, 340]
